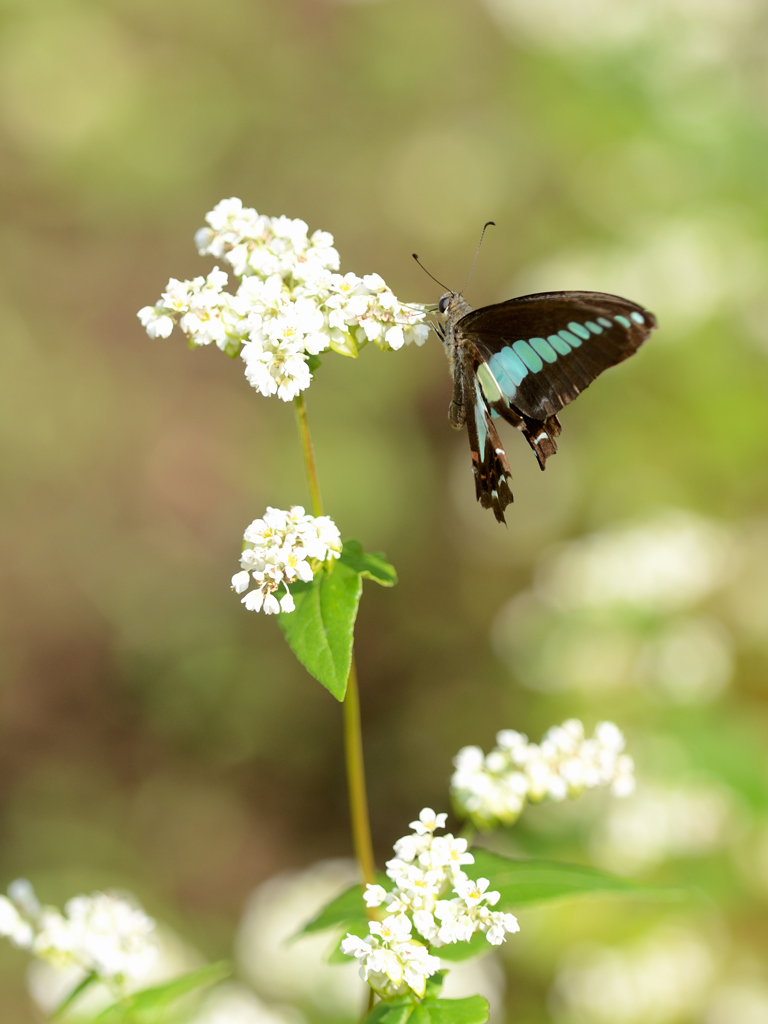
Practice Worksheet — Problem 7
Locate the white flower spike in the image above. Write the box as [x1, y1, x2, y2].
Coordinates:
[343, 807, 520, 997]
[0, 880, 157, 988]
[451, 718, 635, 829]
[139, 199, 430, 401]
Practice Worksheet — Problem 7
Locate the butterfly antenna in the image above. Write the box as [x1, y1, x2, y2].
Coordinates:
[459, 221, 495, 296]
[412, 253, 450, 292]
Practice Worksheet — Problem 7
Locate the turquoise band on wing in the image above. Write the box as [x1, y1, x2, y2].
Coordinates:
[568, 322, 591, 340]
[474, 380, 488, 454]
[548, 333, 572, 355]
[513, 339, 544, 373]
[490, 348, 528, 387]
[530, 337, 558, 363]
[558, 329, 582, 349]
[479, 311, 645, 398]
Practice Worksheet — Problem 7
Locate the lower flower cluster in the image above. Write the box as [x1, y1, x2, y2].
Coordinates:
[232, 506, 342, 614]
[0, 880, 157, 987]
[451, 719, 635, 829]
[341, 809, 519, 999]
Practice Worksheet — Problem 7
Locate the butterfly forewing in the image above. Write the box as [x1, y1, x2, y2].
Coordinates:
[457, 290, 656, 421]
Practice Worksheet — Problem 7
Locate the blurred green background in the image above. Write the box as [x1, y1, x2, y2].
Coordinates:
[2, 0, 768, 1019]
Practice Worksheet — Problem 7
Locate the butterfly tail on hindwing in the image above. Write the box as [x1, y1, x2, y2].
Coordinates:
[514, 409, 561, 468]
[466, 378, 514, 524]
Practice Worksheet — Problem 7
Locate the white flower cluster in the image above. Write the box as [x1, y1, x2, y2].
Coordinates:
[452, 720, 635, 829]
[138, 198, 429, 402]
[342, 809, 519, 999]
[232, 506, 342, 614]
[0, 880, 157, 987]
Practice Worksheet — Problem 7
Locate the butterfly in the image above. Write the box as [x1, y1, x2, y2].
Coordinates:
[433, 287, 657, 523]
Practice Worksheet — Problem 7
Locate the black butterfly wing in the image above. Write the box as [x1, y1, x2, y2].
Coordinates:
[457, 290, 656, 421]
[454, 291, 656, 520]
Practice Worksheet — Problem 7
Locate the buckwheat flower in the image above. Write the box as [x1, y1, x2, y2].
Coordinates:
[424, 835, 474, 876]
[485, 912, 520, 946]
[0, 896, 34, 949]
[344, 806, 521, 981]
[363, 885, 388, 909]
[0, 881, 158, 991]
[453, 877, 499, 910]
[139, 198, 429, 400]
[137, 305, 174, 339]
[234, 506, 341, 615]
[33, 893, 157, 984]
[435, 881, 518, 948]
[410, 808, 447, 836]
[341, 916, 441, 999]
[452, 720, 635, 829]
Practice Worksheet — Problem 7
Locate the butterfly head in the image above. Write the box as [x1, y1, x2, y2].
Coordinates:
[438, 291, 473, 330]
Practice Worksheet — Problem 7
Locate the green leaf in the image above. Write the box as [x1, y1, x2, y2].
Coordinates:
[421, 997, 489, 1024]
[366, 1003, 413, 1024]
[339, 540, 398, 587]
[307, 352, 323, 373]
[364, 996, 488, 1024]
[94, 962, 231, 1022]
[469, 849, 683, 906]
[278, 561, 362, 700]
[424, 971, 447, 999]
[434, 932, 488, 962]
[297, 873, 390, 936]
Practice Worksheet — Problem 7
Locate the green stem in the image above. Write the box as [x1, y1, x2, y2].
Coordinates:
[293, 396, 376, 890]
[344, 656, 377, 887]
[294, 394, 323, 517]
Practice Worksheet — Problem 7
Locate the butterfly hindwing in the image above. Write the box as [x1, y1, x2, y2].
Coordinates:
[465, 372, 514, 523]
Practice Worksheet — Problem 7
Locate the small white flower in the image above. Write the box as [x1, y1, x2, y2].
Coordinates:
[342, 915, 440, 999]
[453, 877, 498, 909]
[137, 305, 174, 339]
[235, 506, 342, 615]
[231, 571, 250, 594]
[409, 808, 447, 836]
[363, 885, 388, 908]
[485, 912, 519, 945]
[0, 896, 33, 949]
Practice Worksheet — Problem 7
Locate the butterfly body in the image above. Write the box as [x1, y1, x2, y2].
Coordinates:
[435, 289, 657, 523]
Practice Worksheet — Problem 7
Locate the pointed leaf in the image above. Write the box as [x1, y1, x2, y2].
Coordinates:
[94, 962, 231, 1022]
[339, 540, 398, 587]
[297, 873, 390, 936]
[278, 561, 362, 700]
[469, 849, 683, 906]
